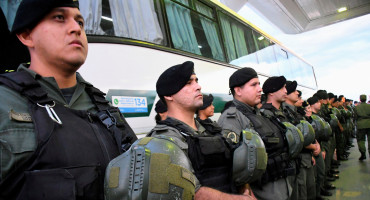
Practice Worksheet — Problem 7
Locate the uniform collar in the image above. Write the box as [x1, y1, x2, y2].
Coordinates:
[233, 99, 257, 114]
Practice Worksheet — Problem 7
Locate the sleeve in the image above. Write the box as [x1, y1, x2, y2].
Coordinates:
[0, 86, 36, 181]
[218, 108, 252, 143]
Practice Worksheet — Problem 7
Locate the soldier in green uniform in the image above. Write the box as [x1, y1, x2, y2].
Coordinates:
[148, 62, 257, 199]
[218, 71, 292, 200]
[307, 96, 332, 199]
[282, 81, 317, 200]
[331, 95, 349, 161]
[314, 91, 339, 186]
[154, 99, 168, 123]
[0, 0, 137, 199]
[355, 94, 370, 160]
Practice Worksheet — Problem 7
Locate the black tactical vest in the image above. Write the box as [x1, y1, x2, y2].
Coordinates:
[157, 118, 236, 193]
[0, 71, 137, 200]
[234, 103, 295, 184]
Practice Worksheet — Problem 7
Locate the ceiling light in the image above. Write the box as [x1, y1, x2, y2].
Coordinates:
[258, 36, 264, 40]
[337, 7, 347, 13]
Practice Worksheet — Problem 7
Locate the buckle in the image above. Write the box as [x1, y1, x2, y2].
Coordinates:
[99, 110, 116, 129]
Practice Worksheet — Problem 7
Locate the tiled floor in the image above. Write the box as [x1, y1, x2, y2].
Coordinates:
[328, 139, 370, 200]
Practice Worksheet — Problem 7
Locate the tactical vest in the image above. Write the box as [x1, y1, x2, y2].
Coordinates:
[282, 104, 301, 125]
[234, 104, 295, 185]
[0, 71, 137, 200]
[156, 118, 236, 193]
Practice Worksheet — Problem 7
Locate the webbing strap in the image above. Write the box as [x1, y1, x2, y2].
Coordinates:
[0, 71, 52, 105]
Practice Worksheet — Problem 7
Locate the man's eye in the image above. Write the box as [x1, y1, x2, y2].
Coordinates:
[77, 20, 84, 27]
[54, 15, 64, 20]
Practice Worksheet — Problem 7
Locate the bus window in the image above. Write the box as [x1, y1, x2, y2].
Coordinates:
[80, 0, 164, 45]
[219, 12, 258, 64]
[164, 0, 225, 61]
[194, 1, 225, 61]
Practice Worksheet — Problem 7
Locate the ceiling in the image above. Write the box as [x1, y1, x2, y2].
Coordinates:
[220, 0, 370, 34]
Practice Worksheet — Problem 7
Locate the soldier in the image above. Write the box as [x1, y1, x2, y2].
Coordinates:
[331, 95, 348, 161]
[308, 96, 333, 199]
[355, 94, 370, 160]
[0, 0, 137, 199]
[282, 81, 318, 200]
[314, 91, 339, 186]
[195, 94, 223, 133]
[106, 61, 261, 199]
[154, 99, 168, 123]
[218, 72, 294, 200]
[261, 78, 305, 200]
[196, 94, 215, 121]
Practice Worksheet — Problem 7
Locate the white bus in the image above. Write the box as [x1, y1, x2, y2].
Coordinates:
[1, 0, 318, 135]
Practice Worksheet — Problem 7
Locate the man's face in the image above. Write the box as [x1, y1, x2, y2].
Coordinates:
[25, 7, 88, 71]
[235, 78, 262, 107]
[312, 101, 321, 112]
[272, 85, 287, 103]
[304, 105, 312, 117]
[287, 90, 299, 103]
[171, 75, 203, 111]
[203, 103, 215, 118]
[294, 96, 303, 107]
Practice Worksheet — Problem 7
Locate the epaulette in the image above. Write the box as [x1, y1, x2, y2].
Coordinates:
[226, 106, 237, 118]
[260, 109, 273, 119]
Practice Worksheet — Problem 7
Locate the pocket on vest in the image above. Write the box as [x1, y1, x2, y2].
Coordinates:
[18, 165, 101, 200]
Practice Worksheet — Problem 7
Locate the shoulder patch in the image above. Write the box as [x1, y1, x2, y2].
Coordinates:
[9, 109, 32, 122]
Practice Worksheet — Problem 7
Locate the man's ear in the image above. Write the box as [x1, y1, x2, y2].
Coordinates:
[16, 29, 34, 48]
[164, 96, 173, 102]
[234, 87, 242, 97]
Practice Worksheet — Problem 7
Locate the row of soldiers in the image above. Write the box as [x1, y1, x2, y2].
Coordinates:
[104, 63, 358, 200]
[0, 0, 360, 199]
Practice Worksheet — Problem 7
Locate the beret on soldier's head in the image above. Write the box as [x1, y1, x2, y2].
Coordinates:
[286, 80, 297, 95]
[328, 93, 334, 99]
[360, 94, 367, 102]
[154, 99, 167, 113]
[229, 67, 258, 89]
[199, 94, 213, 110]
[297, 90, 302, 97]
[11, 0, 79, 34]
[314, 91, 327, 100]
[262, 76, 286, 94]
[302, 101, 309, 108]
[156, 61, 195, 96]
[307, 96, 319, 105]
[333, 95, 338, 102]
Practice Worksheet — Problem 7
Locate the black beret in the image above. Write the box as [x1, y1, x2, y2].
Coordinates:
[286, 80, 297, 95]
[156, 61, 194, 96]
[11, 0, 79, 34]
[315, 90, 329, 99]
[307, 96, 319, 105]
[333, 95, 338, 102]
[297, 90, 302, 97]
[302, 101, 309, 108]
[154, 99, 167, 113]
[262, 76, 286, 94]
[229, 67, 258, 89]
[199, 94, 213, 110]
[338, 95, 344, 102]
[328, 93, 334, 99]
